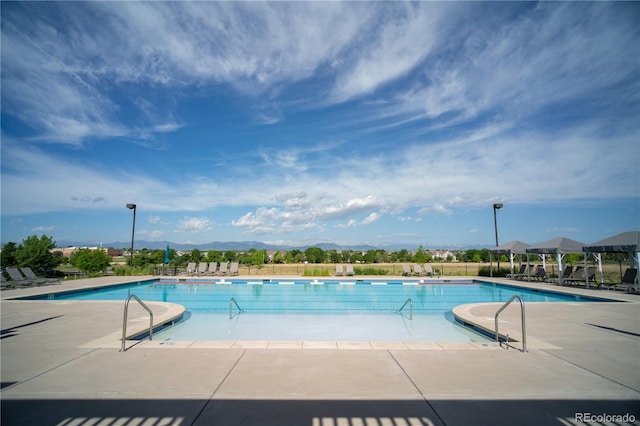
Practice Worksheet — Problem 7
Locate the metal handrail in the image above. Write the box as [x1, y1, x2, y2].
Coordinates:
[229, 297, 243, 319]
[494, 295, 527, 352]
[396, 298, 413, 320]
[121, 294, 154, 352]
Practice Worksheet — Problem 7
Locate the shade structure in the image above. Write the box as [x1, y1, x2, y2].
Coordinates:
[583, 231, 640, 254]
[583, 231, 640, 291]
[491, 240, 530, 255]
[526, 237, 586, 255]
[490, 240, 530, 277]
[526, 237, 588, 286]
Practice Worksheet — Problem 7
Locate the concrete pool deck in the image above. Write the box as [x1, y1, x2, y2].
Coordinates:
[1, 276, 639, 425]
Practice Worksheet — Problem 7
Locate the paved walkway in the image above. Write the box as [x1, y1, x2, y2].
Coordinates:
[1, 276, 639, 425]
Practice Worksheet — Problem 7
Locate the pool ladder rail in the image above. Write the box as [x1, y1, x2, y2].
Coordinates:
[229, 297, 243, 319]
[494, 295, 527, 352]
[121, 294, 154, 352]
[396, 298, 413, 320]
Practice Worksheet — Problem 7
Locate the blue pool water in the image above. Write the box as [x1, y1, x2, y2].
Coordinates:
[32, 279, 604, 342]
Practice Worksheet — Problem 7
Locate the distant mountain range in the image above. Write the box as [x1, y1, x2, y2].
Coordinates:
[53, 239, 484, 252]
[55, 239, 379, 252]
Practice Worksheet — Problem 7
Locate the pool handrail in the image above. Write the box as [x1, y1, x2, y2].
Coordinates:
[121, 294, 154, 352]
[229, 297, 243, 319]
[397, 298, 413, 320]
[494, 295, 527, 352]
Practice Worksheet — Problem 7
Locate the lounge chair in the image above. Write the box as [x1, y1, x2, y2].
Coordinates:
[602, 268, 637, 292]
[207, 262, 218, 275]
[402, 264, 412, 276]
[565, 266, 597, 287]
[413, 264, 423, 276]
[335, 264, 344, 276]
[20, 267, 59, 285]
[423, 264, 436, 277]
[229, 262, 239, 276]
[184, 262, 196, 275]
[530, 265, 547, 281]
[546, 265, 574, 284]
[197, 262, 208, 275]
[507, 265, 526, 279]
[1, 273, 17, 289]
[345, 264, 354, 276]
[6, 267, 33, 287]
[218, 262, 228, 275]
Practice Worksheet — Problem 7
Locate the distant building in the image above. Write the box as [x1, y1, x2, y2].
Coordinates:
[51, 247, 122, 258]
[430, 250, 457, 261]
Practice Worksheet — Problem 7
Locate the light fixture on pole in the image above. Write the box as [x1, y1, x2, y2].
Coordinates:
[493, 203, 503, 273]
[126, 204, 137, 267]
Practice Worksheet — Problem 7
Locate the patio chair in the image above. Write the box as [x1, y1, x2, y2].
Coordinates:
[546, 265, 574, 284]
[1, 273, 17, 289]
[402, 264, 412, 276]
[507, 265, 526, 279]
[183, 262, 196, 275]
[197, 262, 208, 275]
[423, 264, 436, 277]
[207, 262, 218, 275]
[564, 266, 597, 287]
[218, 262, 228, 275]
[531, 265, 547, 281]
[413, 264, 423, 276]
[345, 264, 354, 276]
[602, 268, 638, 292]
[6, 267, 33, 287]
[335, 264, 344, 276]
[229, 262, 239, 276]
[20, 267, 59, 285]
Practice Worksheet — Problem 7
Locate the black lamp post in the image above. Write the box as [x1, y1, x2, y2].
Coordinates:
[126, 204, 136, 267]
[493, 203, 503, 272]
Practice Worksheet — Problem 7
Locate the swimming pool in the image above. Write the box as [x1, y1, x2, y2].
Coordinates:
[30, 279, 606, 342]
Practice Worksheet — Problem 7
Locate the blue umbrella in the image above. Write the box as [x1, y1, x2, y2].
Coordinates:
[164, 244, 171, 264]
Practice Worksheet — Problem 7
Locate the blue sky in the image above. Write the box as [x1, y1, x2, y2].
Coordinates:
[1, 2, 639, 249]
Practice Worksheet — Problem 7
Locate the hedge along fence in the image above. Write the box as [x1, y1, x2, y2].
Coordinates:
[234, 262, 487, 277]
[230, 262, 625, 281]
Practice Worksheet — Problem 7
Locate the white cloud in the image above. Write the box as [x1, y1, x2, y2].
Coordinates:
[148, 215, 168, 226]
[419, 204, 452, 216]
[362, 212, 380, 225]
[175, 217, 213, 233]
[31, 225, 57, 232]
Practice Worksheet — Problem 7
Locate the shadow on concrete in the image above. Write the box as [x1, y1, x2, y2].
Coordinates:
[0, 315, 63, 340]
[2, 399, 639, 426]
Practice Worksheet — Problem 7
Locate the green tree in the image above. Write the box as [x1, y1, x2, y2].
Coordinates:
[1, 242, 19, 267]
[413, 246, 427, 263]
[70, 248, 112, 273]
[304, 247, 326, 263]
[15, 235, 61, 270]
[190, 249, 203, 262]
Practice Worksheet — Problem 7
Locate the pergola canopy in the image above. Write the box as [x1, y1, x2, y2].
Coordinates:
[582, 231, 640, 254]
[526, 237, 586, 255]
[491, 240, 530, 255]
[526, 237, 587, 286]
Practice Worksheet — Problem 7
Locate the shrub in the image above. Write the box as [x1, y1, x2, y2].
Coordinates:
[478, 266, 511, 277]
[354, 267, 389, 276]
[303, 267, 331, 276]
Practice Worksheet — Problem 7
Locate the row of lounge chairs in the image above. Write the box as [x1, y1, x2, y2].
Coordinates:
[403, 264, 438, 277]
[183, 262, 238, 276]
[508, 264, 638, 292]
[335, 264, 355, 276]
[1, 267, 60, 289]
